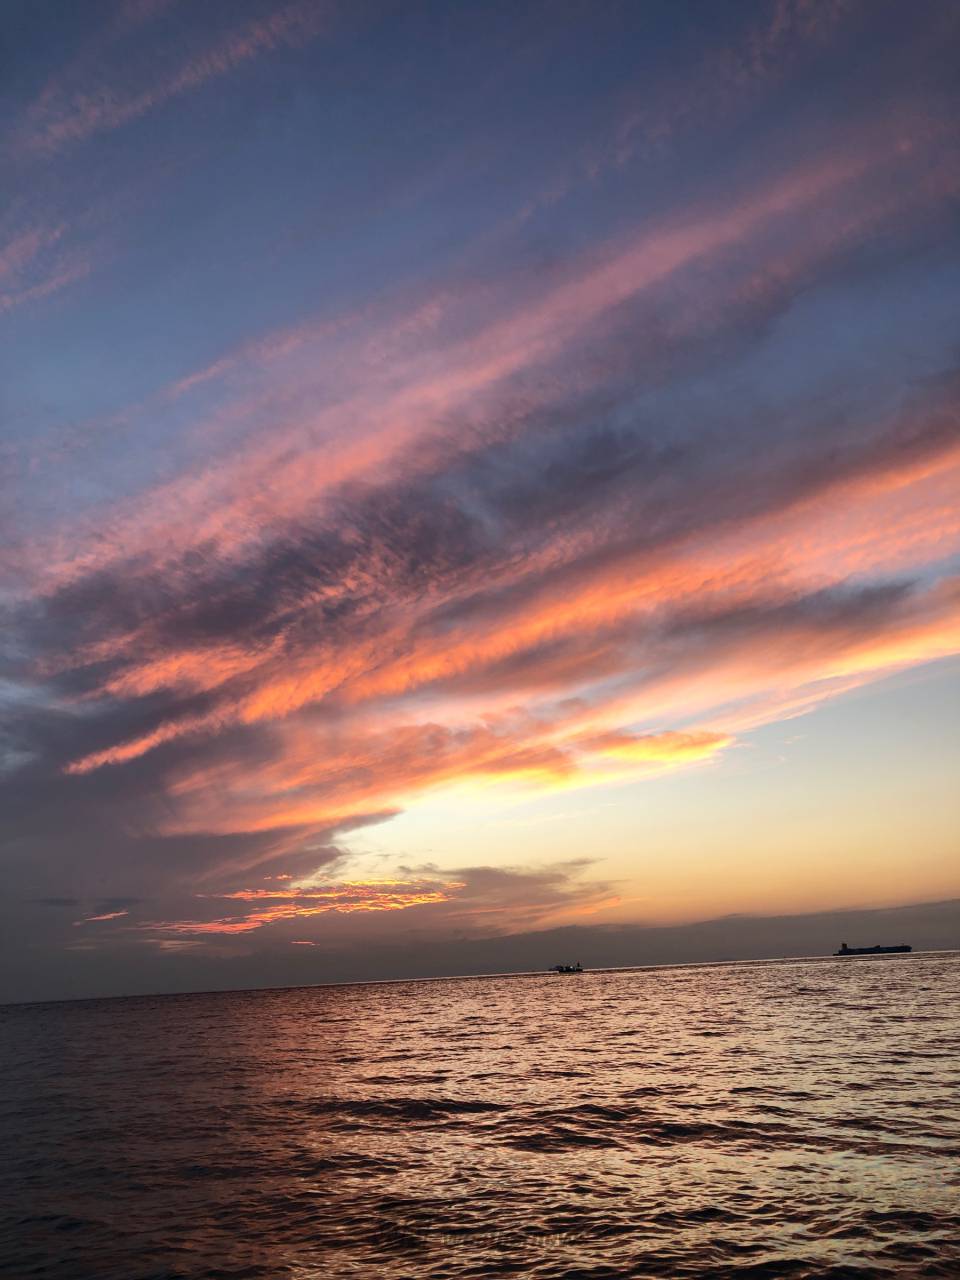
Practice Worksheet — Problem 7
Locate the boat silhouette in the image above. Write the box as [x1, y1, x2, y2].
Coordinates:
[834, 942, 912, 956]
[549, 962, 584, 973]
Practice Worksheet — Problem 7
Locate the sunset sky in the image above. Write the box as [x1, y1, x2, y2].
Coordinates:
[2, 0, 958, 1000]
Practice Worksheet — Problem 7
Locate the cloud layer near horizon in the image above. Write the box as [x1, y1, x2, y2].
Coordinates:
[1, 0, 958, 991]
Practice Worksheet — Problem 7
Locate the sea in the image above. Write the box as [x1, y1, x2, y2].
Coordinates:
[2, 951, 958, 1279]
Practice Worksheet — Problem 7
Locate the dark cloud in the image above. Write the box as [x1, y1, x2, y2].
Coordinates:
[3, 897, 957, 1006]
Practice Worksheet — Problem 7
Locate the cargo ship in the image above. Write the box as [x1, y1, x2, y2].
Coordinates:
[834, 942, 912, 956]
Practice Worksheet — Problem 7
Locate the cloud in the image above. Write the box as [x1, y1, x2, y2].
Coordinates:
[1, 1, 958, 999]
[16, 2, 330, 154]
[4, 343, 959, 879]
[141, 880, 465, 935]
[583, 730, 733, 765]
[74, 909, 129, 925]
[0, 221, 92, 314]
[32, 387, 958, 786]
[116, 859, 618, 941]
[0, 225, 63, 282]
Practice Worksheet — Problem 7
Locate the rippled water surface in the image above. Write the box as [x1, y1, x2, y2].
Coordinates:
[2, 952, 959, 1279]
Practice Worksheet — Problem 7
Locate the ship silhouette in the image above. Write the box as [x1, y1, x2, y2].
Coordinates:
[834, 941, 912, 956]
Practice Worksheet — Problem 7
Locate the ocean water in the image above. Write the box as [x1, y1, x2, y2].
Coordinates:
[2, 952, 958, 1280]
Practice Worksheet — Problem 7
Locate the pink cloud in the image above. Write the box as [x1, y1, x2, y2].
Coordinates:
[73, 909, 129, 926]
[15, 102, 952, 605]
[19, 2, 329, 153]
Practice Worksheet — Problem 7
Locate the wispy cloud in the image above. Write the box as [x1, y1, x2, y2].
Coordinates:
[17, 2, 330, 154]
[144, 879, 463, 934]
[138, 861, 616, 938]
[73, 909, 129, 925]
[10, 102, 953, 596]
[0, 221, 93, 314]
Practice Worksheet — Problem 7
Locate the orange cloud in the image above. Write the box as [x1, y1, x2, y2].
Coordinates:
[59, 413, 960, 820]
[73, 909, 129, 926]
[144, 880, 464, 935]
[583, 730, 734, 764]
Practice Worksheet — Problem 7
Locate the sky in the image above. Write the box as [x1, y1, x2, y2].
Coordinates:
[1, 0, 958, 1002]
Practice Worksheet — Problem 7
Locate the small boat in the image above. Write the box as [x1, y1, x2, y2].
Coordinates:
[834, 942, 912, 956]
[549, 962, 584, 973]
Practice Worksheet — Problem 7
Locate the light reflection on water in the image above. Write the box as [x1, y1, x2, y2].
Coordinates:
[2, 952, 958, 1278]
